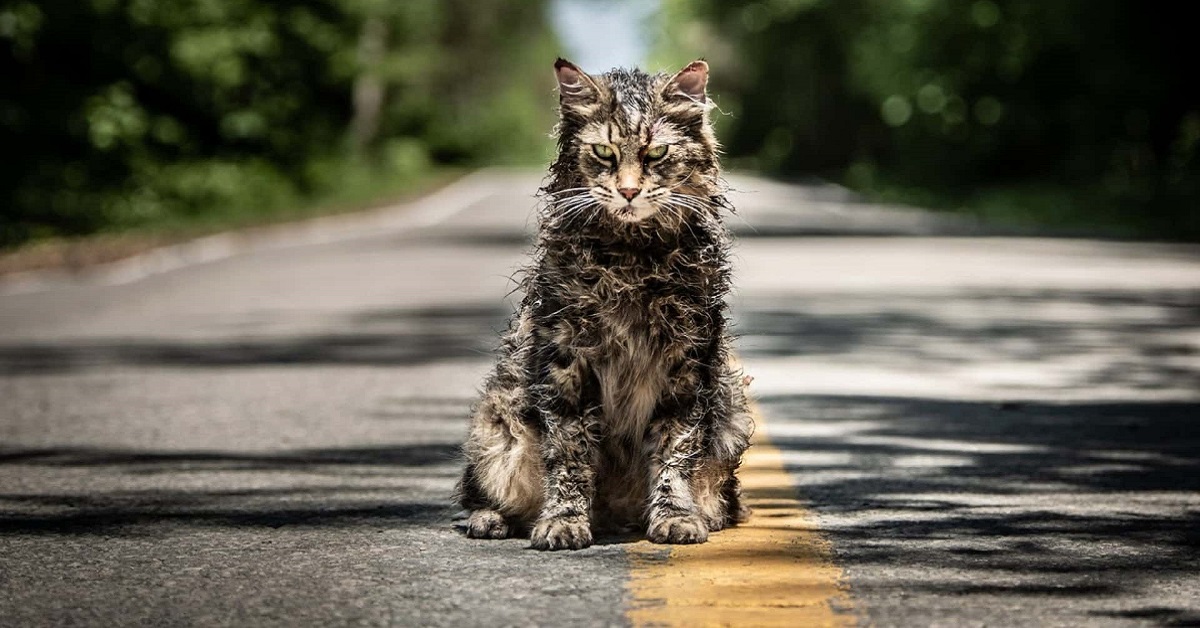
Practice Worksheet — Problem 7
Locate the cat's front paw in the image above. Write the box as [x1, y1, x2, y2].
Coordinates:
[466, 509, 511, 539]
[529, 515, 593, 551]
[647, 514, 709, 544]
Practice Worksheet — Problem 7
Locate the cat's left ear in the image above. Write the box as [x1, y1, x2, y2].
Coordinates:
[664, 60, 708, 104]
[555, 58, 601, 110]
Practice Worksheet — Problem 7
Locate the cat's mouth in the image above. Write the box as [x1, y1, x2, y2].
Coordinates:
[596, 191, 658, 223]
[609, 201, 658, 223]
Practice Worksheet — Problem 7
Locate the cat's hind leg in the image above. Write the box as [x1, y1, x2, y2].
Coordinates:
[465, 508, 513, 539]
[457, 389, 546, 537]
[691, 414, 754, 529]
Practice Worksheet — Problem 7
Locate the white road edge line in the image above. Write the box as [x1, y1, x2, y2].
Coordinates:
[0, 168, 505, 297]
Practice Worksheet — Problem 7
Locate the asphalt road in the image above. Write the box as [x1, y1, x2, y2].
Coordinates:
[2, 170, 1199, 626]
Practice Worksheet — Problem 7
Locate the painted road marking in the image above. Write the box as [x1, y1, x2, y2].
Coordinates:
[626, 408, 855, 626]
[0, 170, 495, 296]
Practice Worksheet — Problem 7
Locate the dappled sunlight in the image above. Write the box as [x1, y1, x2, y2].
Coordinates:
[842, 435, 1049, 455]
[736, 286, 1200, 400]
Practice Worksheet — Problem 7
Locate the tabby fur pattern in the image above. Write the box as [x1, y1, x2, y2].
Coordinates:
[456, 58, 753, 550]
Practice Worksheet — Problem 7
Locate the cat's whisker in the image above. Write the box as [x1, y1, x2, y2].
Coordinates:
[662, 198, 707, 219]
[554, 199, 589, 212]
[553, 193, 596, 210]
[668, 196, 706, 211]
[553, 191, 590, 203]
[672, 189, 753, 232]
[666, 194, 710, 210]
[561, 196, 601, 211]
[660, 199, 703, 241]
[668, 190, 712, 205]
[551, 195, 603, 227]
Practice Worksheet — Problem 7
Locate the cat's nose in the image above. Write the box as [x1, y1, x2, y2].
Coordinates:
[617, 188, 640, 201]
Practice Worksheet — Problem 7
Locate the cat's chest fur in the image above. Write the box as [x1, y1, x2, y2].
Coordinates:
[553, 247, 710, 439]
[595, 299, 669, 440]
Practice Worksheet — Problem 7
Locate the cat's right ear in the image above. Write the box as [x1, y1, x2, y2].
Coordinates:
[664, 60, 709, 105]
[555, 58, 600, 112]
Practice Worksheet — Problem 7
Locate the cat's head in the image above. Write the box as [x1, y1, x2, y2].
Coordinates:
[548, 59, 722, 228]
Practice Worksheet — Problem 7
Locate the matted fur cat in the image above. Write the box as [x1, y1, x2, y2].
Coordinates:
[456, 58, 753, 550]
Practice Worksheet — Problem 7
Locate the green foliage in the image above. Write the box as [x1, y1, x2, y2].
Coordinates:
[0, 0, 558, 247]
[660, 0, 1199, 239]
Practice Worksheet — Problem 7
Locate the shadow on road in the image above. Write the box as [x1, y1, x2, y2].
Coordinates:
[758, 393, 1200, 620]
[0, 394, 474, 536]
[0, 442, 465, 535]
[0, 442, 462, 470]
[0, 304, 512, 375]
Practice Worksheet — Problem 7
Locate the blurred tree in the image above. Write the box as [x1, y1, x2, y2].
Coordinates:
[660, 0, 1199, 238]
[0, 0, 558, 247]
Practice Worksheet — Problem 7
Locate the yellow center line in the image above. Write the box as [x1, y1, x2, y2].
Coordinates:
[625, 406, 856, 627]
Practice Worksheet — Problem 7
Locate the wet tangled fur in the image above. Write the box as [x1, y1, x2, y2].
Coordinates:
[456, 59, 753, 550]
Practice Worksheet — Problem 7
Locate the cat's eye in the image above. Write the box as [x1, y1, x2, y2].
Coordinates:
[644, 145, 668, 160]
[592, 144, 615, 160]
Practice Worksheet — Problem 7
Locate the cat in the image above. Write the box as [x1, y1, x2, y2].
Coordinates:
[456, 58, 753, 550]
